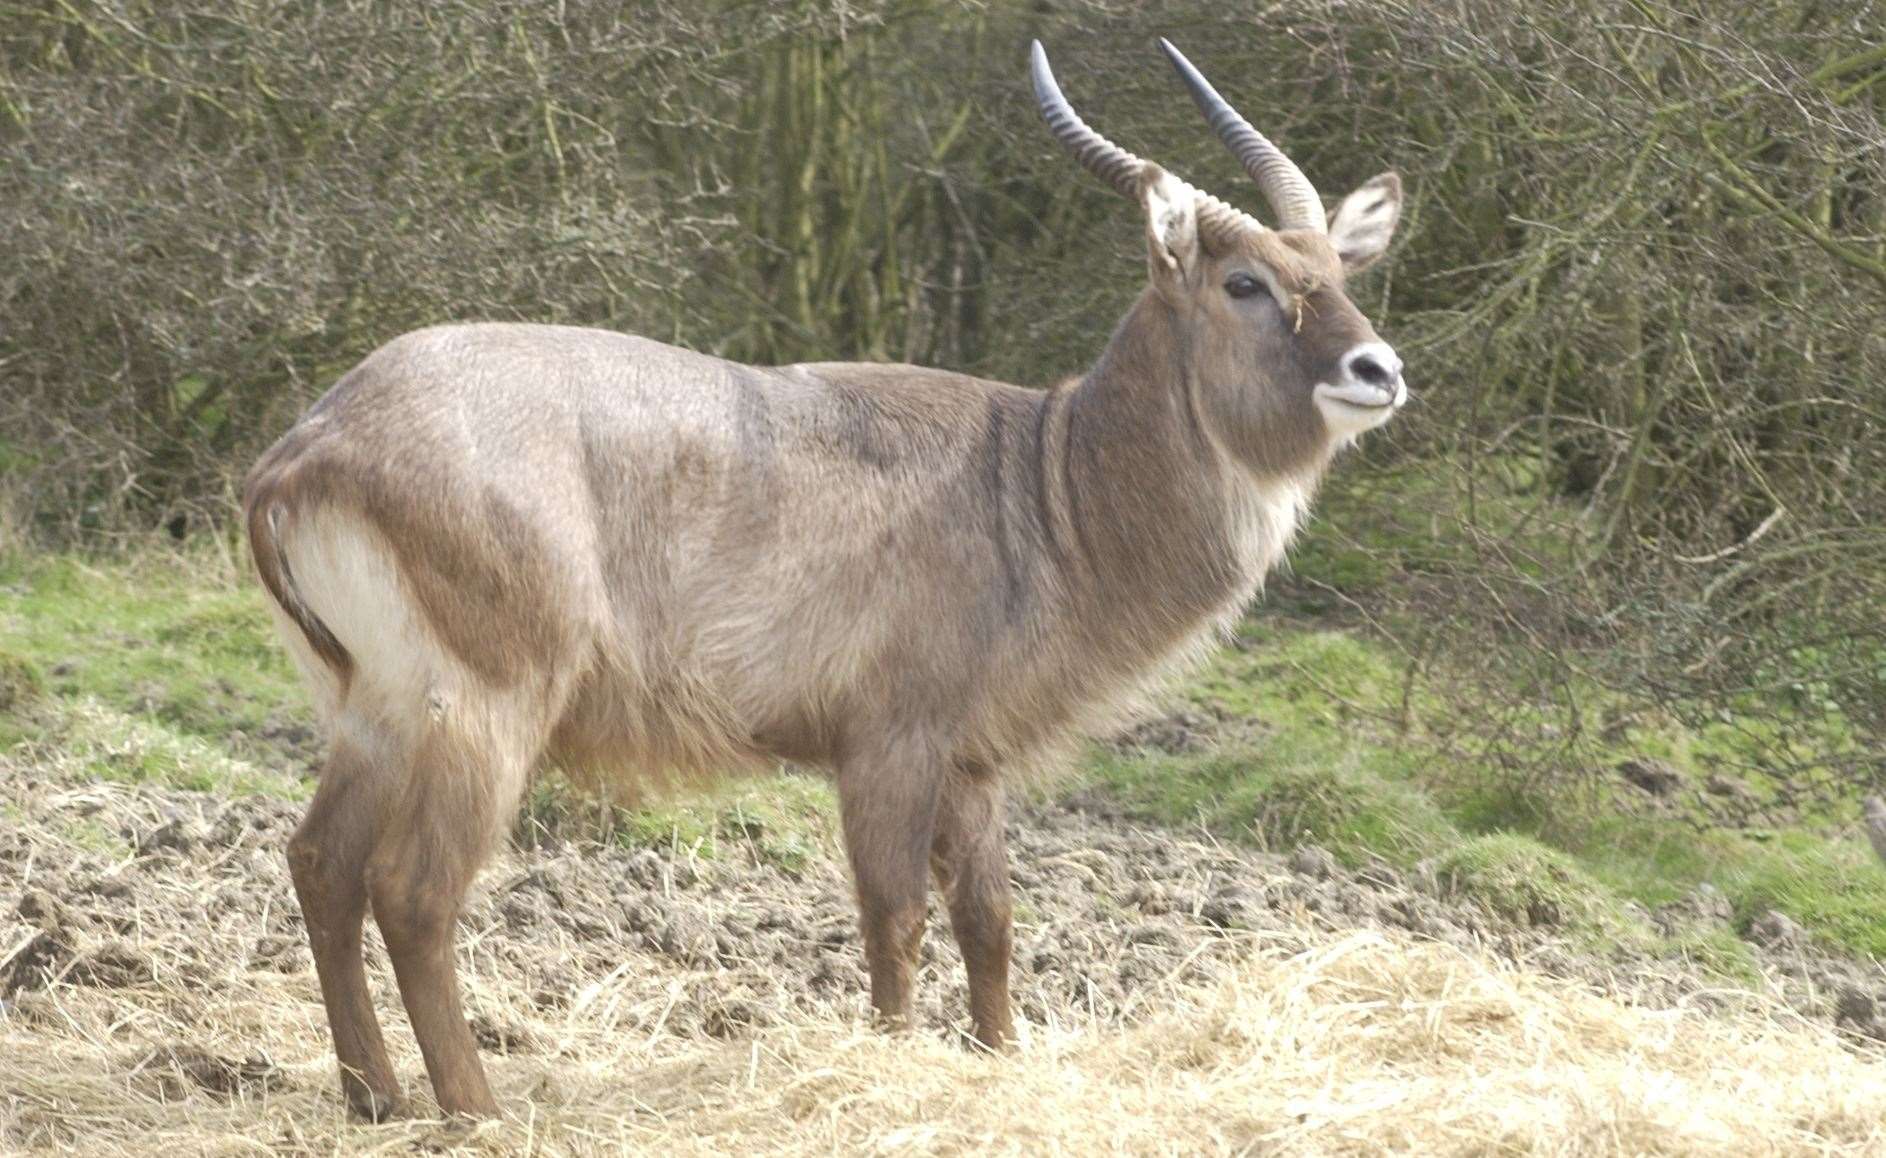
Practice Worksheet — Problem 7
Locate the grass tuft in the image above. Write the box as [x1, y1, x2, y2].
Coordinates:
[1723, 833, 1886, 959]
[0, 648, 44, 713]
[1431, 833, 1635, 940]
[1088, 744, 1457, 868]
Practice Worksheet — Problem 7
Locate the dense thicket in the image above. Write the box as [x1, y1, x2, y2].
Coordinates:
[2, 1, 1882, 804]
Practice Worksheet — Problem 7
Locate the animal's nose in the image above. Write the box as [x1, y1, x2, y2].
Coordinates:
[1343, 343, 1402, 389]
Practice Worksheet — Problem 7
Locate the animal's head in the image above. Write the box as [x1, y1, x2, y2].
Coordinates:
[1032, 40, 1406, 478]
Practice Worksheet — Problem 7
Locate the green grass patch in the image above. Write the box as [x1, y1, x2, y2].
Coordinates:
[1720, 833, 1886, 959]
[1091, 618, 1453, 868]
[1434, 785, 1886, 963]
[0, 545, 309, 798]
[1180, 623, 1416, 758]
[1086, 586, 1879, 971]
[1088, 743, 1458, 869]
[57, 815, 134, 861]
[1431, 832, 1760, 979]
[27, 696, 307, 798]
[524, 770, 838, 875]
[0, 648, 44, 711]
[0, 648, 46, 747]
[0, 547, 307, 744]
[1658, 925, 1762, 984]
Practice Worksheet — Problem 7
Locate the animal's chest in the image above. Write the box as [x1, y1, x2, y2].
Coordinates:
[1230, 479, 1310, 593]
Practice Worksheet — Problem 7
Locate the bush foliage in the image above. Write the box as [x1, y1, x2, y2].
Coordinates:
[2, 1, 1881, 801]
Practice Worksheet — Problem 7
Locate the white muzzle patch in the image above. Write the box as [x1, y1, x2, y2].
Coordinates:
[1315, 341, 1405, 440]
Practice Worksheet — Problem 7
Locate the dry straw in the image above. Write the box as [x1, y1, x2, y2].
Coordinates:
[5, 915, 1885, 1155]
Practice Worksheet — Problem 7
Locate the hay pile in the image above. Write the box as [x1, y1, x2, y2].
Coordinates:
[6, 920, 1885, 1155]
[3, 767, 1885, 1153]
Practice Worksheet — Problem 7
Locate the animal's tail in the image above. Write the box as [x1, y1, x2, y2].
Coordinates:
[245, 488, 354, 690]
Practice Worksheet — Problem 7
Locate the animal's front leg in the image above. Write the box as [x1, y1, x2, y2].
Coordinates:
[931, 767, 1015, 1049]
[837, 736, 945, 1029]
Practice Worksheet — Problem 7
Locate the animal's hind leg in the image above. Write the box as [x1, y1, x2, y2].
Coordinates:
[287, 736, 405, 1120]
[931, 768, 1015, 1049]
[366, 709, 536, 1118]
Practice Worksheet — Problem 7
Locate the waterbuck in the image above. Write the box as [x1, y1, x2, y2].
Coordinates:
[244, 39, 1407, 1118]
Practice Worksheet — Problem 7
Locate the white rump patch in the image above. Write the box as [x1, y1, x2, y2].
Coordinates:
[274, 509, 466, 751]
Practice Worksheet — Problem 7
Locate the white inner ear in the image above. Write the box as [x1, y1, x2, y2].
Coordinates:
[1145, 172, 1198, 272]
[1328, 180, 1400, 266]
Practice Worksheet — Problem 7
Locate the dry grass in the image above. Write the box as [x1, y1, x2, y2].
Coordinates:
[2, 740, 1883, 1154]
[6, 920, 1886, 1156]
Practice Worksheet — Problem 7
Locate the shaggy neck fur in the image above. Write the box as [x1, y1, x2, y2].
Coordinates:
[1046, 289, 1329, 680]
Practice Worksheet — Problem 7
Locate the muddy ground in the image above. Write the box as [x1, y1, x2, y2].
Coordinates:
[3, 728, 1886, 1139]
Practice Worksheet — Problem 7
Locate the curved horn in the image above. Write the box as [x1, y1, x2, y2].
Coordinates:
[1030, 40, 1266, 244]
[1030, 40, 1142, 201]
[1158, 38, 1325, 233]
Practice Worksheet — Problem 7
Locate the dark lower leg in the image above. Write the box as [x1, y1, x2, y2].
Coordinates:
[288, 755, 404, 1120]
[861, 896, 929, 1028]
[933, 774, 1015, 1048]
[372, 875, 495, 1117]
[838, 754, 942, 1031]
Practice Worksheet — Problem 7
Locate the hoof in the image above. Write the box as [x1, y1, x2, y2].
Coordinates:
[344, 1081, 407, 1123]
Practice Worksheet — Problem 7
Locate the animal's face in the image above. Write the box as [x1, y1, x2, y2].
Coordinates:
[1142, 167, 1406, 478]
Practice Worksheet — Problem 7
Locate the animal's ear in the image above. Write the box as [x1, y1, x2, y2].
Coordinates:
[1327, 171, 1402, 273]
[1140, 164, 1200, 295]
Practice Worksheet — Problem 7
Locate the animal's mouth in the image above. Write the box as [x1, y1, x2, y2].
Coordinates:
[1317, 381, 1407, 411]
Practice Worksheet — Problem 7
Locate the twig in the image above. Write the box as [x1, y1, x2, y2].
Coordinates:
[1674, 506, 1786, 564]
[1699, 130, 1886, 289]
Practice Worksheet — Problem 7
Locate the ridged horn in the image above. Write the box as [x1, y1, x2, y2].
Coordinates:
[1030, 40, 1266, 245]
[1158, 38, 1325, 233]
[1030, 39, 1141, 200]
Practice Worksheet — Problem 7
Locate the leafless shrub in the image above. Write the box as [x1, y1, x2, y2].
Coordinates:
[1, 0, 1880, 806]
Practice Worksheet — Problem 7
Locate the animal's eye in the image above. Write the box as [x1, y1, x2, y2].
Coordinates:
[1224, 273, 1267, 301]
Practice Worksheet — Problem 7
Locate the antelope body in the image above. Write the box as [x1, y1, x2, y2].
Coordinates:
[246, 40, 1407, 1118]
